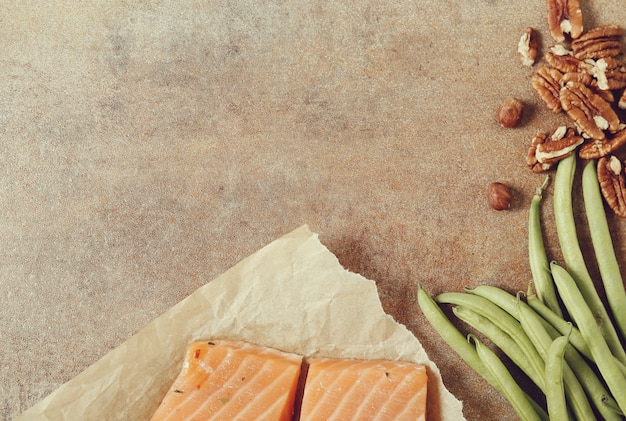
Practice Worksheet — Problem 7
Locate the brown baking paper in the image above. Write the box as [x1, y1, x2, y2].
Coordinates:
[16, 225, 465, 421]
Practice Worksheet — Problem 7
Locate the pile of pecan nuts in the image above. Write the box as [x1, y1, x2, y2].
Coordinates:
[519, 0, 626, 217]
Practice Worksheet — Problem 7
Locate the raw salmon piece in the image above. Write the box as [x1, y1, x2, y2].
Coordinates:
[299, 357, 427, 421]
[150, 340, 303, 421]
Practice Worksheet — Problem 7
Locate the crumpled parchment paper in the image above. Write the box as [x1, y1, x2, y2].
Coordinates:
[15, 225, 465, 420]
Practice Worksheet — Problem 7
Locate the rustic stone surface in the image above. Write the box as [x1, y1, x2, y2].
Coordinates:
[2, 1, 626, 420]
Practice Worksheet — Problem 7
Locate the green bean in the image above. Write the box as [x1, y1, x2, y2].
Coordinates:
[452, 306, 535, 385]
[467, 284, 625, 418]
[451, 306, 550, 420]
[436, 292, 545, 391]
[602, 396, 625, 417]
[468, 285, 591, 361]
[471, 335, 543, 421]
[416, 284, 500, 390]
[468, 286, 589, 359]
[526, 294, 592, 361]
[529, 175, 563, 316]
[418, 285, 551, 420]
[563, 339, 622, 421]
[551, 262, 626, 414]
[465, 285, 522, 319]
[518, 302, 599, 421]
[558, 335, 622, 421]
[617, 356, 626, 378]
[421, 286, 550, 419]
[545, 332, 571, 421]
[553, 154, 626, 365]
[574, 363, 622, 421]
[473, 285, 622, 419]
[582, 159, 626, 342]
[531, 398, 551, 421]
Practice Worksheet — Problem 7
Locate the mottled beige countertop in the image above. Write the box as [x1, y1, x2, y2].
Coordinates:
[2, 1, 626, 420]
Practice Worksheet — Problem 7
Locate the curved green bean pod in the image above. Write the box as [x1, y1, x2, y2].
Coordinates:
[416, 284, 500, 389]
[551, 262, 626, 414]
[553, 154, 626, 365]
[529, 175, 562, 316]
[518, 302, 599, 421]
[466, 285, 622, 418]
[471, 335, 543, 421]
[452, 306, 536, 385]
[452, 306, 550, 420]
[545, 333, 571, 421]
[461, 285, 622, 419]
[465, 285, 522, 319]
[526, 294, 592, 361]
[467, 284, 625, 419]
[469, 285, 592, 361]
[427, 290, 553, 420]
[436, 292, 545, 391]
[602, 396, 625, 417]
[582, 159, 626, 342]
[562, 339, 621, 421]
[417, 284, 551, 419]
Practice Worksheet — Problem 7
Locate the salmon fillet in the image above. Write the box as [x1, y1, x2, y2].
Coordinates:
[298, 357, 428, 421]
[150, 340, 303, 421]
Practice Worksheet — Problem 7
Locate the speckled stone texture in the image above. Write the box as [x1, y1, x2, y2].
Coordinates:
[2, 1, 626, 420]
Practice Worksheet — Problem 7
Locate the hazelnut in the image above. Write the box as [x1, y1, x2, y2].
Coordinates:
[498, 97, 524, 128]
[488, 182, 513, 210]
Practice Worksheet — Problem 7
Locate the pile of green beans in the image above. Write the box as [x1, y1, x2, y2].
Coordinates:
[417, 154, 626, 420]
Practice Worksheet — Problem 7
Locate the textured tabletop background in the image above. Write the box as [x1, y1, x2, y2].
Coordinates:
[2, 1, 626, 420]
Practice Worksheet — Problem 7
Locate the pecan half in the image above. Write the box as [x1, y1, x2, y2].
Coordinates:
[561, 71, 593, 85]
[545, 48, 581, 74]
[594, 84, 615, 103]
[598, 155, 626, 217]
[526, 133, 553, 173]
[527, 126, 584, 172]
[547, 0, 583, 43]
[562, 72, 615, 102]
[571, 25, 624, 60]
[580, 57, 626, 91]
[579, 128, 626, 159]
[528, 132, 553, 173]
[560, 81, 620, 140]
[532, 66, 564, 113]
[518, 27, 539, 67]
